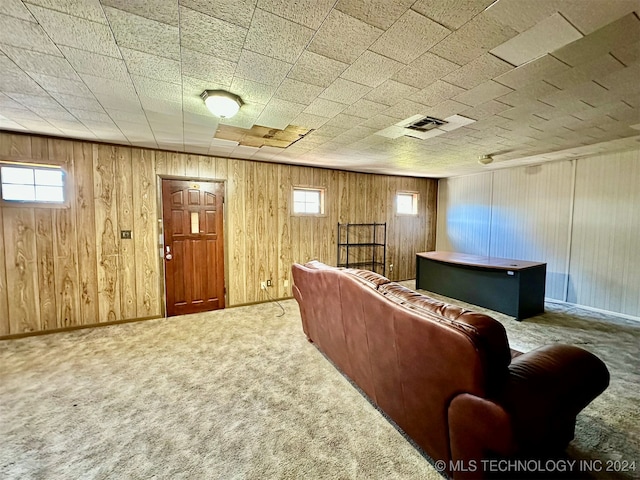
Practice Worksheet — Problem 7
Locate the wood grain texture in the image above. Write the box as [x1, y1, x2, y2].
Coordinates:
[35, 209, 56, 329]
[115, 147, 137, 319]
[0, 207, 9, 335]
[3, 208, 40, 333]
[94, 145, 120, 322]
[226, 159, 246, 305]
[132, 149, 160, 317]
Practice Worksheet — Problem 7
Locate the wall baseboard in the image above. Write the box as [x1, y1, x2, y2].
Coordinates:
[544, 298, 640, 323]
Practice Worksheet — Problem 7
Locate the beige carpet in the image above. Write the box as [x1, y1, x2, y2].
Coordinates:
[1, 283, 638, 480]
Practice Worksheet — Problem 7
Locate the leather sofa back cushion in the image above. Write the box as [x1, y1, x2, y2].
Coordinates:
[343, 268, 391, 289]
[379, 283, 512, 385]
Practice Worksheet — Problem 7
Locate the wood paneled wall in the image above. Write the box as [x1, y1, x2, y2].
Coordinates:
[436, 150, 640, 318]
[0, 132, 437, 337]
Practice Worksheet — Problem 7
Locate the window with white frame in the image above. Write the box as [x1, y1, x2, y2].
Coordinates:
[0, 163, 65, 204]
[396, 192, 418, 215]
[292, 186, 325, 215]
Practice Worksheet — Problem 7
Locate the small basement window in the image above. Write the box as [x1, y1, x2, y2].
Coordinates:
[396, 192, 418, 215]
[292, 186, 325, 215]
[1, 163, 65, 204]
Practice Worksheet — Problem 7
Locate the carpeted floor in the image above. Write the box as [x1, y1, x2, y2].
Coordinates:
[1, 283, 638, 480]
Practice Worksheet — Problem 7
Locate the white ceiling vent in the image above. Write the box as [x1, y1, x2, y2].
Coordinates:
[406, 116, 448, 132]
[375, 114, 476, 140]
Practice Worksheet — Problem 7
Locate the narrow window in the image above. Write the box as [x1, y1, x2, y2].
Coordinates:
[1, 163, 65, 204]
[396, 192, 418, 215]
[292, 187, 325, 215]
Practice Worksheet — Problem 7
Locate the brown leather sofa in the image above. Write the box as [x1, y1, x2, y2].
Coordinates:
[291, 261, 609, 479]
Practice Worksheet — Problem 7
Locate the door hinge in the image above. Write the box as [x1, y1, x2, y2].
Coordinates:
[224, 286, 227, 295]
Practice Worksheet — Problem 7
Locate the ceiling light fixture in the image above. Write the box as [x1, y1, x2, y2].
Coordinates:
[478, 154, 493, 165]
[201, 90, 243, 118]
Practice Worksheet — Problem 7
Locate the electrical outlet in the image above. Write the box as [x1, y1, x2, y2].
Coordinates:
[260, 281, 266, 290]
[266, 279, 272, 287]
[284, 279, 289, 288]
[389, 263, 394, 272]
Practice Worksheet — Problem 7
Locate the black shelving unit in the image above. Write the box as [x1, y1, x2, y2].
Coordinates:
[337, 223, 386, 276]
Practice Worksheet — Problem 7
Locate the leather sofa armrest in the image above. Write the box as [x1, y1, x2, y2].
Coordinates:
[495, 344, 610, 451]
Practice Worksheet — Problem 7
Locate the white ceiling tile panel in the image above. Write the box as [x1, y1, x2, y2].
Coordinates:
[103, 6, 180, 60]
[273, 78, 323, 105]
[181, 48, 235, 86]
[257, 0, 334, 29]
[460, 99, 512, 120]
[132, 75, 182, 103]
[183, 111, 220, 128]
[1, 106, 46, 121]
[182, 76, 228, 99]
[0, 92, 29, 110]
[219, 102, 264, 129]
[230, 77, 278, 105]
[26, 0, 108, 24]
[544, 54, 626, 90]
[58, 46, 129, 81]
[235, 49, 292, 86]
[1, 70, 47, 95]
[370, 10, 450, 65]
[106, 108, 147, 123]
[493, 54, 569, 90]
[412, 0, 496, 31]
[335, 0, 415, 30]
[120, 48, 181, 84]
[0, 0, 35, 22]
[254, 98, 306, 129]
[364, 79, 418, 106]
[340, 50, 404, 88]
[391, 52, 459, 89]
[0, 13, 60, 55]
[360, 114, 398, 130]
[102, 0, 179, 26]
[68, 108, 112, 123]
[303, 98, 347, 117]
[92, 93, 142, 112]
[307, 10, 383, 64]
[287, 51, 348, 88]
[140, 97, 182, 115]
[342, 99, 388, 118]
[80, 73, 137, 98]
[179, 6, 246, 62]
[490, 13, 583, 67]
[324, 113, 365, 129]
[0, 116, 27, 130]
[453, 81, 513, 107]
[319, 78, 371, 105]
[552, 13, 640, 67]
[429, 14, 518, 66]
[1, 45, 78, 79]
[179, 0, 255, 29]
[611, 40, 640, 67]
[423, 99, 469, 120]
[443, 53, 513, 89]
[28, 106, 77, 122]
[410, 80, 466, 107]
[496, 80, 560, 107]
[559, 0, 639, 35]
[244, 8, 313, 63]
[291, 112, 330, 129]
[382, 99, 428, 120]
[28, 72, 94, 97]
[5, 92, 59, 110]
[26, 5, 120, 57]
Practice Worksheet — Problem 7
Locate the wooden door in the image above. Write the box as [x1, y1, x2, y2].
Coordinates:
[162, 179, 225, 316]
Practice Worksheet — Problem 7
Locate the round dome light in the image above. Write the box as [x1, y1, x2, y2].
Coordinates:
[201, 90, 243, 118]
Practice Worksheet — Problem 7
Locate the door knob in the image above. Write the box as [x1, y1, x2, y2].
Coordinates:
[165, 245, 172, 260]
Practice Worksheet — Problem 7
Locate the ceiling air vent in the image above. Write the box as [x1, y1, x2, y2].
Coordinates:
[406, 116, 447, 132]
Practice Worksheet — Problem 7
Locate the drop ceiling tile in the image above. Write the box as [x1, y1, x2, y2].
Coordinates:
[383, 99, 428, 119]
[29, 72, 94, 97]
[313, 124, 344, 137]
[335, 0, 413, 30]
[324, 113, 365, 129]
[342, 99, 388, 118]
[0, 92, 29, 110]
[493, 54, 568, 89]
[391, 52, 460, 89]
[68, 108, 112, 123]
[273, 78, 323, 105]
[412, 0, 496, 30]
[33, 107, 78, 122]
[181, 48, 235, 86]
[0, 106, 46, 121]
[546, 54, 625, 90]
[303, 98, 347, 117]
[453, 80, 513, 107]
[460, 99, 512, 120]
[559, 0, 639, 36]
[254, 97, 306, 129]
[443, 54, 513, 89]
[496, 80, 560, 107]
[26, 5, 119, 57]
[235, 49, 292, 86]
[26, 0, 108, 24]
[0, 117, 27, 130]
[364, 79, 418, 106]
[410, 80, 466, 106]
[1, 46, 76, 81]
[599, 63, 640, 97]
[0, 14, 60, 55]
[1, 69, 48, 95]
[287, 51, 348, 88]
[120, 48, 181, 84]
[104, 7, 180, 61]
[58, 46, 129, 81]
[80, 73, 138, 98]
[132, 75, 182, 103]
[291, 112, 330, 129]
[424, 99, 469, 120]
[340, 50, 404, 88]
[611, 41, 640, 67]
[360, 113, 404, 129]
[179, 6, 246, 62]
[307, 10, 383, 64]
[182, 94, 211, 117]
[182, 76, 227, 99]
[319, 78, 371, 105]
[430, 14, 518, 66]
[219, 102, 264, 129]
[244, 8, 314, 63]
[106, 108, 147, 123]
[229, 77, 277, 106]
[369, 9, 450, 64]
[140, 96, 182, 115]
[179, 0, 254, 29]
[490, 13, 583, 67]
[102, 0, 179, 26]
[5, 93, 59, 110]
[0, 0, 35, 22]
[89, 93, 141, 112]
[257, 0, 334, 29]
[553, 13, 640, 67]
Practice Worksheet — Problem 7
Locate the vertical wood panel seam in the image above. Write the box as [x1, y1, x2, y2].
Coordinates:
[564, 158, 578, 303]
